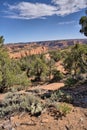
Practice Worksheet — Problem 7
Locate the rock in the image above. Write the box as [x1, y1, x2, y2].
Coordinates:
[80, 117, 84, 122]
[15, 122, 20, 127]
[12, 128, 15, 130]
[2, 123, 12, 130]
[41, 118, 49, 123]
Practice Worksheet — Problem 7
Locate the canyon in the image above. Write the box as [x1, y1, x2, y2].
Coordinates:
[5, 39, 87, 58]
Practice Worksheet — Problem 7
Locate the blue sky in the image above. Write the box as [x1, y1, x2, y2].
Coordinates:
[0, 0, 87, 43]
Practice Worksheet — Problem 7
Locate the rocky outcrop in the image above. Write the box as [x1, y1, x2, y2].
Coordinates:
[6, 39, 87, 59]
[9, 46, 47, 59]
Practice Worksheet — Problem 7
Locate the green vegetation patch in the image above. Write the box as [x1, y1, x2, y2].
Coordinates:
[0, 92, 44, 118]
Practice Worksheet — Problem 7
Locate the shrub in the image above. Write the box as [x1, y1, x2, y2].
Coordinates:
[50, 90, 73, 103]
[31, 102, 43, 116]
[65, 77, 78, 87]
[58, 103, 72, 116]
[49, 50, 61, 62]
[46, 102, 71, 119]
[0, 93, 44, 118]
[52, 70, 63, 82]
[14, 74, 31, 88]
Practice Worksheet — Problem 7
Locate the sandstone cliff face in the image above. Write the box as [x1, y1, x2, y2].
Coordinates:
[6, 39, 87, 59]
[9, 46, 47, 59]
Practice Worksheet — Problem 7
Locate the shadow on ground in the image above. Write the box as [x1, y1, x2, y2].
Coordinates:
[58, 83, 87, 108]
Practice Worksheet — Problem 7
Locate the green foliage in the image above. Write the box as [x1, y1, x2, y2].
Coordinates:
[50, 90, 73, 103]
[21, 54, 49, 82]
[79, 16, 87, 24]
[0, 36, 30, 92]
[65, 77, 78, 87]
[31, 102, 43, 116]
[52, 70, 63, 82]
[0, 36, 4, 47]
[49, 50, 61, 62]
[20, 53, 62, 82]
[10, 60, 30, 90]
[60, 49, 69, 59]
[79, 13, 87, 36]
[64, 44, 87, 78]
[58, 103, 72, 116]
[0, 37, 13, 92]
[32, 55, 48, 81]
[47, 58, 55, 80]
[13, 74, 30, 89]
[0, 58, 30, 92]
[46, 102, 71, 119]
[0, 93, 43, 117]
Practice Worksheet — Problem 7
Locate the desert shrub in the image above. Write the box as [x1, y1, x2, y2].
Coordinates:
[58, 103, 72, 116]
[30, 102, 43, 116]
[14, 74, 31, 89]
[0, 58, 30, 93]
[0, 93, 44, 118]
[65, 77, 78, 87]
[21, 54, 49, 82]
[46, 102, 71, 119]
[0, 37, 30, 93]
[50, 90, 73, 103]
[10, 87, 17, 92]
[50, 92, 59, 102]
[49, 50, 61, 62]
[64, 44, 87, 78]
[52, 70, 63, 82]
[31, 88, 43, 94]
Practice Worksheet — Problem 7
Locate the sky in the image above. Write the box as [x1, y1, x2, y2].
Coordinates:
[0, 0, 87, 44]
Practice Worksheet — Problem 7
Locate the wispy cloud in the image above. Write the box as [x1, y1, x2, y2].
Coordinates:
[58, 20, 76, 25]
[3, 0, 87, 19]
[52, 0, 87, 15]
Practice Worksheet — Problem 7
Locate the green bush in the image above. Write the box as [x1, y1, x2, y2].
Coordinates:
[14, 75, 30, 89]
[0, 38, 30, 93]
[50, 90, 73, 103]
[52, 70, 63, 82]
[45, 102, 71, 119]
[58, 103, 72, 116]
[65, 77, 78, 87]
[0, 93, 44, 118]
[49, 50, 61, 62]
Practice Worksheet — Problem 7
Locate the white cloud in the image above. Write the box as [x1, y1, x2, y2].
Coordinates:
[5, 2, 57, 19]
[52, 0, 87, 15]
[4, 0, 87, 19]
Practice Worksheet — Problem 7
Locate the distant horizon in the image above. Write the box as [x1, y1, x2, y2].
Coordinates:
[0, 0, 87, 43]
[5, 38, 87, 44]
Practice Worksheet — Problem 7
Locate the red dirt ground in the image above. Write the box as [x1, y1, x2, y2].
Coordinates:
[0, 83, 87, 130]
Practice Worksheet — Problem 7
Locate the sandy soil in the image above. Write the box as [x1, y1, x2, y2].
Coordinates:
[0, 82, 64, 101]
[31, 82, 64, 91]
[0, 82, 87, 130]
[0, 106, 87, 130]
